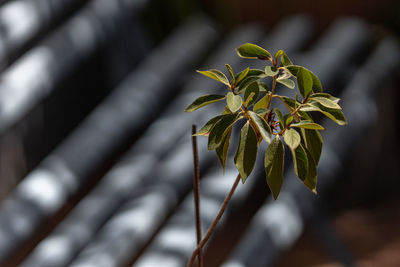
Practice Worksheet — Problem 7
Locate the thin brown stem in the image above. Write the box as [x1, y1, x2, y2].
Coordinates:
[191, 125, 203, 267]
[187, 173, 241, 267]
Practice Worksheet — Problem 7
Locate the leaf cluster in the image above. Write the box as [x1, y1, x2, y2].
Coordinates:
[185, 43, 346, 199]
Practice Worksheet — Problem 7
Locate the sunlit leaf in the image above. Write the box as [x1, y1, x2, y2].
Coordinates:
[309, 96, 341, 109]
[291, 120, 325, 130]
[277, 78, 295, 89]
[254, 94, 270, 112]
[226, 92, 243, 113]
[265, 136, 284, 199]
[265, 66, 279, 76]
[283, 128, 301, 150]
[235, 122, 258, 182]
[185, 94, 226, 112]
[301, 102, 347, 125]
[193, 115, 224, 136]
[236, 43, 272, 60]
[197, 69, 230, 86]
[310, 93, 340, 103]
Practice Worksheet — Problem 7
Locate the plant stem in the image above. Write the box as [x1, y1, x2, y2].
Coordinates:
[187, 173, 241, 267]
[191, 125, 203, 267]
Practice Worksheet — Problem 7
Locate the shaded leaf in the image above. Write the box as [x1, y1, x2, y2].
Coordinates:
[216, 128, 232, 171]
[235, 67, 249, 85]
[237, 75, 263, 94]
[235, 122, 258, 182]
[283, 128, 301, 150]
[249, 111, 272, 143]
[236, 43, 272, 60]
[301, 129, 323, 164]
[258, 82, 270, 92]
[291, 144, 308, 181]
[193, 115, 224, 136]
[225, 64, 235, 81]
[244, 82, 260, 107]
[265, 136, 284, 199]
[185, 94, 226, 112]
[291, 120, 325, 130]
[226, 92, 243, 113]
[255, 108, 269, 116]
[297, 67, 313, 98]
[208, 114, 239, 150]
[197, 69, 230, 86]
[303, 146, 317, 194]
[273, 108, 284, 129]
[286, 65, 322, 93]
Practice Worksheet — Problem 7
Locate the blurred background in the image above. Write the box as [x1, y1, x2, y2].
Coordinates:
[0, 0, 399, 266]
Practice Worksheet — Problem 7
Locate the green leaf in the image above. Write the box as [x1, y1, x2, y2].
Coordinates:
[273, 108, 284, 129]
[265, 136, 284, 199]
[291, 120, 325, 130]
[284, 114, 293, 126]
[197, 69, 230, 86]
[193, 115, 224, 136]
[225, 64, 235, 81]
[234, 122, 258, 182]
[237, 75, 262, 94]
[274, 50, 284, 61]
[277, 96, 311, 121]
[291, 144, 308, 181]
[255, 108, 269, 116]
[249, 111, 272, 143]
[301, 102, 347, 125]
[185, 94, 226, 112]
[303, 146, 317, 194]
[254, 94, 270, 112]
[281, 53, 293, 66]
[258, 82, 270, 92]
[301, 129, 323, 164]
[277, 78, 295, 89]
[310, 72, 323, 93]
[236, 43, 272, 60]
[283, 128, 301, 150]
[235, 67, 249, 85]
[297, 67, 313, 98]
[208, 114, 239, 150]
[216, 128, 232, 171]
[286, 65, 322, 93]
[310, 93, 340, 103]
[226, 92, 243, 113]
[244, 82, 260, 107]
[265, 66, 279, 76]
[309, 96, 341, 109]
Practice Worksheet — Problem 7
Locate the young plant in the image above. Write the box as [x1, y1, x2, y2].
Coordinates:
[185, 43, 346, 266]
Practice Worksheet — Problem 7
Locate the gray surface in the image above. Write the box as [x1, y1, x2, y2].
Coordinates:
[0, 16, 218, 263]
